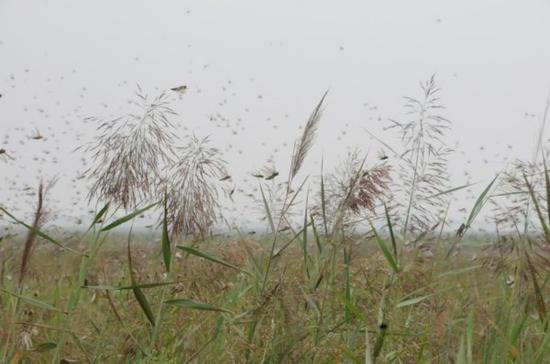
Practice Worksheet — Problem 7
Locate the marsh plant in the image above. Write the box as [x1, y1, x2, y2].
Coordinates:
[288, 91, 327, 183]
[252, 179, 297, 228]
[385, 75, 453, 239]
[17, 179, 56, 287]
[491, 157, 550, 234]
[250, 91, 327, 228]
[317, 148, 392, 232]
[166, 135, 228, 237]
[491, 96, 549, 236]
[83, 87, 178, 210]
[82, 87, 227, 237]
[491, 97, 550, 236]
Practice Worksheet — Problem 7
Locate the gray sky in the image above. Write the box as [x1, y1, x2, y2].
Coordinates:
[1, 0, 550, 231]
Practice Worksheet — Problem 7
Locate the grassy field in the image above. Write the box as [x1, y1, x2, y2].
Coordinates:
[1, 229, 549, 363]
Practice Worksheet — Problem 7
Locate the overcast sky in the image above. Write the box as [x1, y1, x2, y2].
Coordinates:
[1, 0, 550, 231]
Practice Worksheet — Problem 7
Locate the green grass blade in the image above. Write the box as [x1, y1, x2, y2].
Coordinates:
[0, 207, 86, 256]
[302, 192, 310, 278]
[543, 155, 550, 232]
[438, 265, 482, 278]
[130, 282, 156, 327]
[0, 287, 66, 313]
[177, 245, 248, 273]
[310, 215, 322, 255]
[466, 310, 474, 364]
[446, 176, 498, 259]
[456, 335, 466, 364]
[127, 236, 156, 326]
[83, 281, 177, 290]
[525, 252, 546, 323]
[344, 247, 352, 323]
[281, 176, 309, 219]
[162, 197, 171, 273]
[524, 172, 550, 241]
[101, 202, 159, 231]
[365, 324, 373, 364]
[465, 175, 498, 228]
[259, 184, 276, 236]
[372, 323, 388, 360]
[31, 342, 57, 352]
[320, 159, 329, 237]
[342, 348, 363, 364]
[87, 202, 110, 230]
[422, 182, 477, 200]
[396, 284, 457, 308]
[370, 222, 399, 273]
[395, 294, 432, 308]
[165, 298, 231, 312]
[384, 203, 398, 259]
[272, 223, 310, 258]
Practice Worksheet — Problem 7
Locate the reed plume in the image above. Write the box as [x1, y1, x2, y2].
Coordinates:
[83, 87, 178, 209]
[166, 135, 227, 237]
[319, 148, 391, 232]
[18, 179, 55, 286]
[289, 91, 328, 182]
[386, 75, 453, 239]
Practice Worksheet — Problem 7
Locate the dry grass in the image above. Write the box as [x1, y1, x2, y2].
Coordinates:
[17, 180, 52, 287]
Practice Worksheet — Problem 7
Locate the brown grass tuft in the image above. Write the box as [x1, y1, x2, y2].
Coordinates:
[18, 179, 54, 286]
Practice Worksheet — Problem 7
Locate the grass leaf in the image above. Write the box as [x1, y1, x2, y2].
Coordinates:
[320, 159, 329, 237]
[87, 202, 110, 230]
[396, 294, 433, 308]
[83, 281, 177, 290]
[177, 245, 247, 273]
[0, 207, 86, 256]
[101, 202, 159, 232]
[384, 203, 398, 259]
[162, 196, 171, 272]
[525, 251, 546, 323]
[0, 288, 66, 313]
[31, 342, 57, 352]
[165, 299, 230, 312]
[127, 234, 156, 326]
[524, 172, 550, 241]
[259, 184, 276, 236]
[465, 175, 498, 228]
[310, 214, 322, 254]
[370, 222, 399, 273]
[302, 192, 310, 278]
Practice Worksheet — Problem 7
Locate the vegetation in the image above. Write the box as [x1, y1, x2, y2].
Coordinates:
[1, 76, 550, 363]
